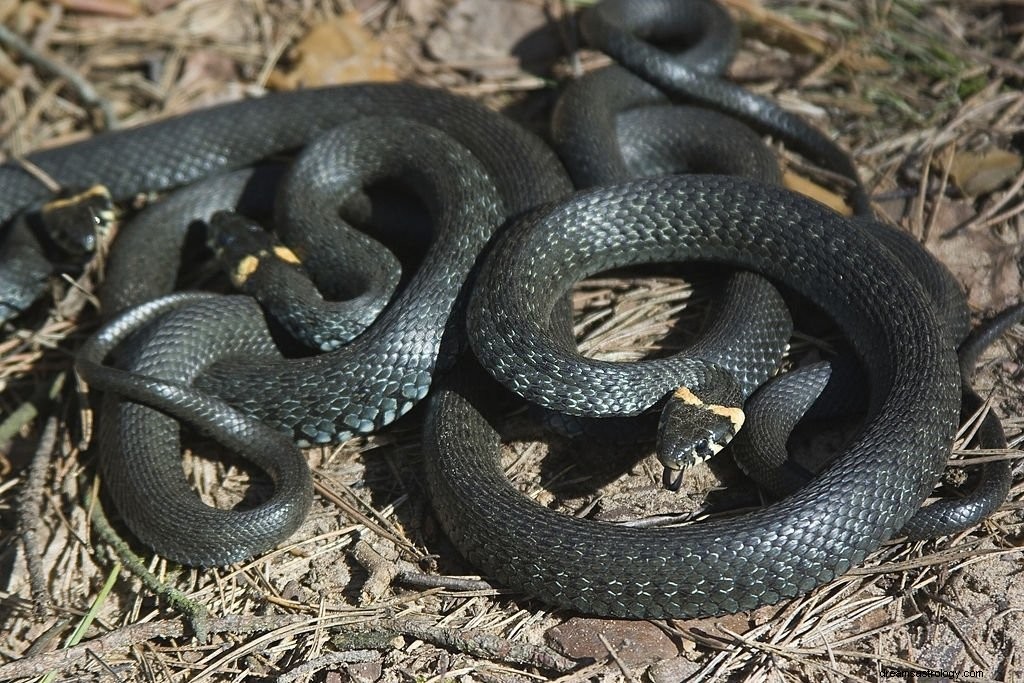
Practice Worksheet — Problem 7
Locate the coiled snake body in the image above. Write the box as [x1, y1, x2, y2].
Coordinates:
[0, 0, 1009, 616]
[66, 92, 571, 565]
[429, 175, 960, 617]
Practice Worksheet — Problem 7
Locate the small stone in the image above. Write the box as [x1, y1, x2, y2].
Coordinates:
[546, 617, 677, 668]
[346, 660, 382, 683]
[649, 656, 703, 683]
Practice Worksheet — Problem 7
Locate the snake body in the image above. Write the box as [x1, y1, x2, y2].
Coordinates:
[0, 0, 1010, 616]
[428, 175, 961, 618]
[69, 108, 567, 565]
[0, 85, 569, 320]
[424, 0, 1005, 616]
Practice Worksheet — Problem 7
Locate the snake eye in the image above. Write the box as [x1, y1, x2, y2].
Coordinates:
[693, 437, 712, 459]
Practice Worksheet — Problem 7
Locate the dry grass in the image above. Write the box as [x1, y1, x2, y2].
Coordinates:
[1, 0, 1023, 681]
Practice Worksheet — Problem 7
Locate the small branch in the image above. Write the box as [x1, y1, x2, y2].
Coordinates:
[0, 372, 65, 445]
[0, 23, 116, 130]
[82, 477, 211, 640]
[0, 614, 306, 680]
[17, 414, 61, 615]
[395, 568, 502, 594]
[333, 618, 578, 673]
[275, 650, 379, 683]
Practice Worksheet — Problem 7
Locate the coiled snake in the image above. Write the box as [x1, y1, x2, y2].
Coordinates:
[0, 0, 1014, 617]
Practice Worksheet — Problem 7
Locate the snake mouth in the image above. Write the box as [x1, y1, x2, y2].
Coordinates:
[662, 466, 684, 492]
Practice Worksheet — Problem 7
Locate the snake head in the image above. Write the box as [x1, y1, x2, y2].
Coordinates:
[207, 211, 305, 290]
[657, 385, 745, 491]
[39, 184, 114, 255]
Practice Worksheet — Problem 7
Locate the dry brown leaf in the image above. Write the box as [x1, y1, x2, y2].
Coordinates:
[923, 200, 1024, 310]
[425, 0, 559, 78]
[267, 14, 397, 91]
[948, 148, 1024, 197]
[783, 170, 853, 215]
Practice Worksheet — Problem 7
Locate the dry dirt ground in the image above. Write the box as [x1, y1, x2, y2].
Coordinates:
[1, 0, 1023, 681]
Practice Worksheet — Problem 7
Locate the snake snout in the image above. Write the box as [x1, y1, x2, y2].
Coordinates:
[39, 184, 114, 255]
[206, 210, 268, 256]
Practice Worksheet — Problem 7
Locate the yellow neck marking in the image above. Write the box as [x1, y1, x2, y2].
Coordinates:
[673, 386, 704, 406]
[708, 403, 745, 432]
[232, 255, 260, 287]
[43, 184, 111, 211]
[673, 386, 745, 431]
[273, 245, 301, 264]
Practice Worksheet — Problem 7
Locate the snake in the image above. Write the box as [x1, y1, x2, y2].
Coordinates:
[425, 0, 1015, 617]
[3, 86, 569, 564]
[0, 0, 1014, 614]
[426, 174, 964, 618]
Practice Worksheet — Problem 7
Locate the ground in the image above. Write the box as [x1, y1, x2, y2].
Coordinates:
[0, 0, 1022, 681]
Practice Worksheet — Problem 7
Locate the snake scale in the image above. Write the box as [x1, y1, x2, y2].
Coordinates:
[0, 0, 1013, 617]
[431, 175, 960, 617]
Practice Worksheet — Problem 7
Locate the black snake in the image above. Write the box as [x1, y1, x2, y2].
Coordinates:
[0, 0, 1014, 617]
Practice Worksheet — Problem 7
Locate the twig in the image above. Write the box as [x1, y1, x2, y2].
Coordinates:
[0, 614, 307, 680]
[17, 413, 61, 615]
[39, 563, 120, 683]
[0, 23, 116, 130]
[0, 372, 66, 445]
[332, 618, 577, 673]
[275, 649, 379, 683]
[350, 538, 400, 603]
[395, 568, 502, 594]
[82, 476, 211, 641]
[598, 634, 640, 683]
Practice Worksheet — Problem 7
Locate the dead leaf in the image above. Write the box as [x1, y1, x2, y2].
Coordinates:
[948, 148, 1024, 197]
[783, 170, 853, 216]
[913, 199, 1024, 311]
[268, 14, 397, 91]
[425, 0, 560, 78]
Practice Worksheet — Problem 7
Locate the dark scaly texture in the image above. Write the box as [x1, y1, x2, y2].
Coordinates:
[732, 304, 1022, 543]
[552, 66, 781, 190]
[0, 218, 51, 323]
[894, 303, 1024, 539]
[101, 167, 279, 316]
[70, 104, 569, 563]
[549, 0, 1007, 539]
[616, 104, 784, 183]
[190, 119, 507, 443]
[547, 61, 793, 458]
[579, 0, 869, 213]
[0, 84, 570, 321]
[427, 175, 961, 618]
[5, 0, 1005, 612]
[77, 293, 314, 566]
